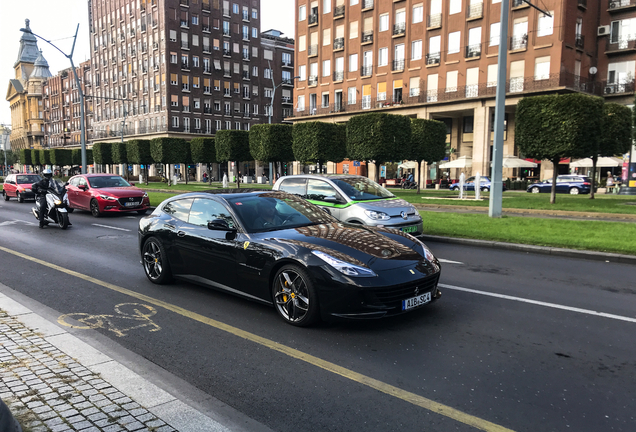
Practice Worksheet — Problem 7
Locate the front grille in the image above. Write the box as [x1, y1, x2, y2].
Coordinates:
[118, 197, 142, 206]
[367, 273, 439, 305]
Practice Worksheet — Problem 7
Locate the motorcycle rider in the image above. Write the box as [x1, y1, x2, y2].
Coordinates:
[32, 169, 52, 228]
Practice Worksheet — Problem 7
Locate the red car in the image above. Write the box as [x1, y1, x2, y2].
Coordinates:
[66, 174, 150, 217]
[2, 173, 42, 202]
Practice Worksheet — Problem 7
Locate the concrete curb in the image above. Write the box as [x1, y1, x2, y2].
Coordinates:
[419, 234, 636, 265]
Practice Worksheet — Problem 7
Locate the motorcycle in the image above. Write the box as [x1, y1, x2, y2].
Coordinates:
[401, 181, 418, 189]
[31, 179, 71, 229]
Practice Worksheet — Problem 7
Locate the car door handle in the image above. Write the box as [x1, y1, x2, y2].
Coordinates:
[177, 231, 186, 237]
[163, 224, 176, 231]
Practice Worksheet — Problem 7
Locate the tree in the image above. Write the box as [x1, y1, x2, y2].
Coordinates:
[111, 142, 130, 181]
[49, 149, 72, 173]
[31, 150, 42, 172]
[150, 138, 189, 185]
[19, 149, 33, 167]
[292, 122, 347, 173]
[250, 124, 294, 178]
[71, 149, 94, 174]
[215, 130, 251, 188]
[126, 139, 152, 185]
[190, 137, 217, 182]
[407, 119, 447, 194]
[346, 113, 411, 182]
[515, 94, 603, 203]
[92, 142, 114, 173]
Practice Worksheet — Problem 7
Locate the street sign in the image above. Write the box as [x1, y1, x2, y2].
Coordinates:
[353, 161, 361, 167]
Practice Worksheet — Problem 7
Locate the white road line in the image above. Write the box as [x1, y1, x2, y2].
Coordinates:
[439, 283, 636, 323]
[91, 224, 131, 232]
[438, 259, 464, 265]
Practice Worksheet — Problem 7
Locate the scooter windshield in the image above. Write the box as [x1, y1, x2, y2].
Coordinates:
[48, 179, 66, 196]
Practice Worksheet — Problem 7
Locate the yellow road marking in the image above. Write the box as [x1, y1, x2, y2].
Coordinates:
[0, 245, 514, 432]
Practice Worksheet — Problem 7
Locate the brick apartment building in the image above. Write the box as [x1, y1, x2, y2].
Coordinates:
[261, 29, 296, 122]
[42, 61, 94, 148]
[291, 0, 636, 182]
[87, 0, 293, 146]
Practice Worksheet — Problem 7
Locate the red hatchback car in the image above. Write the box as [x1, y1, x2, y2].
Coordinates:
[2, 173, 42, 202]
[66, 174, 150, 217]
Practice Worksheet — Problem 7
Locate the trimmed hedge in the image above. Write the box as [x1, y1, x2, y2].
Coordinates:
[111, 142, 129, 165]
[346, 113, 411, 164]
[601, 103, 632, 157]
[249, 124, 293, 163]
[92, 142, 114, 165]
[215, 130, 251, 163]
[150, 137, 189, 164]
[408, 119, 447, 164]
[126, 140, 153, 166]
[71, 148, 94, 166]
[190, 138, 217, 164]
[292, 121, 347, 165]
[19, 149, 33, 166]
[49, 149, 72, 167]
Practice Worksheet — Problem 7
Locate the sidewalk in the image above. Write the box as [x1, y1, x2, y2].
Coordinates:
[0, 285, 270, 432]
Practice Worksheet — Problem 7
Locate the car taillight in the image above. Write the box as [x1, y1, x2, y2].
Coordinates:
[583, 182, 590, 185]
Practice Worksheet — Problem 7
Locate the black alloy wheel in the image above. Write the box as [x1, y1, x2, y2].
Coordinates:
[2, 191, 8, 201]
[272, 265, 320, 327]
[90, 199, 101, 217]
[17, 193, 24, 203]
[142, 237, 172, 284]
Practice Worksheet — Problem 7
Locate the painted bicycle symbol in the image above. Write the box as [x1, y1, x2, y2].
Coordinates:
[58, 303, 161, 337]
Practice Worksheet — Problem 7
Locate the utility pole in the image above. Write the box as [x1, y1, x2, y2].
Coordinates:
[21, 24, 88, 174]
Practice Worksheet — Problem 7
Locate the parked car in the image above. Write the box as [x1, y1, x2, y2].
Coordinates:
[273, 174, 423, 236]
[2, 173, 42, 202]
[449, 176, 506, 192]
[66, 174, 150, 217]
[526, 175, 592, 195]
[138, 190, 442, 326]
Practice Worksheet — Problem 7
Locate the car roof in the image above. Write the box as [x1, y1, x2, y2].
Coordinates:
[277, 174, 368, 181]
[164, 189, 289, 201]
[80, 173, 125, 177]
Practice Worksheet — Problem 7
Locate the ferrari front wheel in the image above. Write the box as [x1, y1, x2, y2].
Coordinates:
[272, 265, 320, 327]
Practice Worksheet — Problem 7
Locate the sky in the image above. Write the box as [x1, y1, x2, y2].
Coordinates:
[0, 0, 295, 126]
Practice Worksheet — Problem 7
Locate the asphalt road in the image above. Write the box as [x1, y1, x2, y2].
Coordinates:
[0, 196, 635, 432]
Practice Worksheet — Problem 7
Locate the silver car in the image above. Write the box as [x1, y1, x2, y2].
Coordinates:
[273, 174, 423, 235]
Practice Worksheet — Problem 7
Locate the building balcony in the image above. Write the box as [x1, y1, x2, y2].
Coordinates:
[575, 34, 584, 49]
[334, 5, 345, 18]
[223, 48, 232, 57]
[609, 0, 636, 10]
[282, 60, 294, 68]
[606, 38, 636, 53]
[578, 0, 587, 8]
[181, 41, 189, 49]
[393, 22, 406, 37]
[242, 11, 249, 21]
[427, 13, 442, 29]
[362, 30, 374, 44]
[362, 0, 374, 10]
[223, 7, 231, 16]
[467, 2, 483, 19]
[202, 25, 210, 32]
[465, 43, 481, 58]
[333, 37, 344, 51]
[223, 29, 230, 37]
[333, 71, 344, 81]
[308, 44, 319, 57]
[512, 0, 529, 7]
[361, 65, 373, 76]
[309, 13, 318, 26]
[392, 59, 405, 71]
[242, 71, 250, 79]
[602, 80, 635, 95]
[510, 34, 528, 51]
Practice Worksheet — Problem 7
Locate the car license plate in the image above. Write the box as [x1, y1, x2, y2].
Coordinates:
[402, 292, 432, 311]
[124, 202, 138, 207]
[401, 225, 417, 233]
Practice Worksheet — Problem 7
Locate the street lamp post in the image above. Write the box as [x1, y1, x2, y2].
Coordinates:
[267, 60, 299, 183]
[0, 127, 10, 176]
[21, 24, 87, 174]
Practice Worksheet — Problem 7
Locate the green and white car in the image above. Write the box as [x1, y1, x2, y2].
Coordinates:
[273, 174, 423, 235]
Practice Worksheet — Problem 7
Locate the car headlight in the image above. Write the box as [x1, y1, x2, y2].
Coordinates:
[412, 237, 436, 262]
[364, 210, 391, 221]
[312, 250, 377, 278]
[99, 194, 117, 200]
[143, 192, 148, 198]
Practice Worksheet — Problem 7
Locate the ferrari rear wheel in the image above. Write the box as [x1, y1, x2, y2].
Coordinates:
[272, 265, 320, 327]
[142, 237, 172, 284]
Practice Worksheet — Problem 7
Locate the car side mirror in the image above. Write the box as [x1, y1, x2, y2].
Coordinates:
[64, 182, 70, 186]
[78, 184, 87, 190]
[323, 196, 343, 204]
[207, 219, 235, 231]
[130, 182, 135, 186]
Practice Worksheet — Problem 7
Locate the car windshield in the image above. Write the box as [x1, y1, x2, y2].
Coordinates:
[16, 175, 41, 184]
[88, 176, 131, 188]
[228, 193, 337, 233]
[331, 177, 395, 201]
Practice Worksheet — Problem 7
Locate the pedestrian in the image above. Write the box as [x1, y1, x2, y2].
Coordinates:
[203, 172, 208, 183]
[606, 171, 614, 193]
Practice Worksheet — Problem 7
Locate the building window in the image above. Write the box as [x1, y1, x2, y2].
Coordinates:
[379, 14, 389, 32]
[299, 5, 306, 21]
[534, 56, 550, 80]
[537, 12, 554, 37]
[413, 5, 423, 24]
[233, 3, 239, 13]
[450, 0, 461, 15]
[299, 65, 306, 81]
[378, 47, 388, 66]
[172, 116, 179, 127]
[448, 31, 460, 54]
[323, 0, 331, 14]
[411, 40, 422, 60]
[446, 70, 458, 91]
[297, 95, 305, 111]
[322, 60, 331, 77]
[349, 53, 358, 72]
[322, 93, 329, 107]
[490, 22, 500, 46]
[347, 86, 356, 104]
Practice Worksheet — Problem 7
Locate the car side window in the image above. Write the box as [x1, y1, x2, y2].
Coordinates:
[466, 177, 475, 182]
[78, 178, 88, 187]
[162, 198, 194, 222]
[69, 177, 80, 187]
[188, 198, 236, 228]
[278, 178, 307, 197]
[307, 179, 341, 202]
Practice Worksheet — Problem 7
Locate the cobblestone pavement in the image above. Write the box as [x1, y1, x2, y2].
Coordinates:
[0, 309, 175, 432]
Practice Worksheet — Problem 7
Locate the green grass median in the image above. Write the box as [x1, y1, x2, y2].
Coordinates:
[420, 211, 636, 255]
[393, 189, 636, 215]
[137, 182, 273, 192]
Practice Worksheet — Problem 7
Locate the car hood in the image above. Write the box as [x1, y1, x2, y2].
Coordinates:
[93, 187, 145, 197]
[351, 198, 418, 216]
[265, 222, 433, 272]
